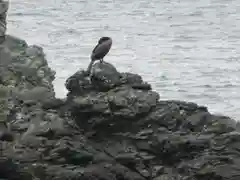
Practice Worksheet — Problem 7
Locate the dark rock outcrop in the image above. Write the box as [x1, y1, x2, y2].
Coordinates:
[1, 35, 240, 180]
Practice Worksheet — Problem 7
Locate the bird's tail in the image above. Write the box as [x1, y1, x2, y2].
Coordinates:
[86, 59, 94, 76]
[90, 53, 95, 61]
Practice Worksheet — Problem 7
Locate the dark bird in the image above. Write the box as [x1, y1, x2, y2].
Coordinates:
[91, 37, 112, 63]
[86, 37, 112, 74]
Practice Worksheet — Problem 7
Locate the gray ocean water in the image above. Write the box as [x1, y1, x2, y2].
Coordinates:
[7, 0, 240, 120]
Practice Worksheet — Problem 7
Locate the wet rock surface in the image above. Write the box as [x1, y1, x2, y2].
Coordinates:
[1, 36, 240, 180]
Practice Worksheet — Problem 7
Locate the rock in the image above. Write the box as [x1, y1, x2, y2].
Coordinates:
[5, 55, 240, 180]
[90, 61, 122, 90]
[63, 60, 240, 180]
[2, 39, 240, 180]
[0, 0, 8, 43]
[2, 9, 240, 179]
[0, 45, 11, 66]
[68, 79, 159, 135]
[65, 62, 152, 96]
[0, 157, 32, 180]
[3, 35, 55, 89]
[65, 70, 93, 95]
[0, 130, 14, 141]
[12, 86, 54, 103]
[42, 98, 66, 110]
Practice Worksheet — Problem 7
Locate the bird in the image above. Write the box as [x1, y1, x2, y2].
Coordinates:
[86, 37, 112, 75]
[91, 37, 112, 63]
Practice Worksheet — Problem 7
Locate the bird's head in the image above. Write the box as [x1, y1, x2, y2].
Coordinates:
[98, 37, 112, 44]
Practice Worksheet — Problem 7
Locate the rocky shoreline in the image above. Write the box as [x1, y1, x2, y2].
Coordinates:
[1, 2, 240, 179]
[0, 33, 239, 180]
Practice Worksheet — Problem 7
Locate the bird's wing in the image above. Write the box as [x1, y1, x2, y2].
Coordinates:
[91, 39, 112, 61]
[91, 43, 100, 61]
[92, 43, 100, 54]
[93, 40, 112, 55]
